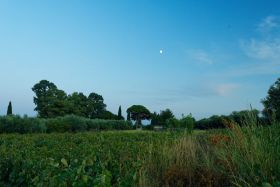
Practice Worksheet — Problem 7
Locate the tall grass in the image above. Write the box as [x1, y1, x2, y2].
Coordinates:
[139, 114, 280, 187]
[218, 121, 280, 186]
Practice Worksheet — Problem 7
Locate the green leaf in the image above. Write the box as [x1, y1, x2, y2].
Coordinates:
[61, 158, 68, 167]
[82, 175, 89, 183]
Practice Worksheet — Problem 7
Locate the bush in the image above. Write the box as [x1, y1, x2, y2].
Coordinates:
[45, 115, 87, 133]
[0, 115, 46, 133]
[0, 115, 132, 134]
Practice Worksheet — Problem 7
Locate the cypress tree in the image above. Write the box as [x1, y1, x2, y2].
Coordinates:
[118, 106, 123, 120]
[7, 101, 12, 115]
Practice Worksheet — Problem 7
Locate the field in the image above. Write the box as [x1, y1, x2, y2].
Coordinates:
[0, 123, 280, 187]
[0, 131, 179, 186]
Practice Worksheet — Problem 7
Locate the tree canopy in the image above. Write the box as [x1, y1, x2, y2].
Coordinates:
[262, 78, 280, 122]
[87, 92, 107, 119]
[32, 80, 114, 119]
[32, 80, 68, 118]
[151, 109, 174, 127]
[127, 105, 151, 128]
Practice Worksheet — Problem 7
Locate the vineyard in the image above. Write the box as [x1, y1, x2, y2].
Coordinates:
[0, 131, 179, 186]
[0, 122, 280, 186]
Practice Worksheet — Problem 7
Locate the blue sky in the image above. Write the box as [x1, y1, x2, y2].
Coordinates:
[0, 0, 280, 119]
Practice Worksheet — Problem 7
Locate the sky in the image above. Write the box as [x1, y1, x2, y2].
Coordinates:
[0, 0, 280, 119]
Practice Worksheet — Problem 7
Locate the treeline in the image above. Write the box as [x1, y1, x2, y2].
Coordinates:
[149, 109, 195, 131]
[0, 115, 132, 133]
[195, 109, 269, 129]
[1, 76, 280, 132]
[148, 76, 280, 130]
[32, 80, 124, 120]
[147, 108, 267, 130]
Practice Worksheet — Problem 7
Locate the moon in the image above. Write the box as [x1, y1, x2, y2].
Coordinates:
[159, 49, 163, 54]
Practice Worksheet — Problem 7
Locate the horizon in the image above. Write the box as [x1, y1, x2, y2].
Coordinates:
[1, 1, 280, 119]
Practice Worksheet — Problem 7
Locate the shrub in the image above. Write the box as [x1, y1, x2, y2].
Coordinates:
[0, 115, 132, 134]
[0, 115, 46, 133]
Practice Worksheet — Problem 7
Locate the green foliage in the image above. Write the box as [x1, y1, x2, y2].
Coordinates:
[117, 106, 124, 120]
[262, 77, 280, 122]
[217, 122, 280, 186]
[166, 118, 180, 128]
[67, 92, 88, 117]
[46, 115, 87, 132]
[32, 80, 68, 118]
[32, 80, 114, 120]
[140, 120, 280, 187]
[86, 119, 132, 130]
[0, 131, 176, 186]
[229, 109, 259, 126]
[87, 92, 107, 119]
[195, 109, 262, 130]
[0, 118, 279, 186]
[151, 109, 174, 127]
[97, 111, 119, 120]
[0, 115, 132, 133]
[0, 115, 47, 133]
[127, 105, 151, 128]
[180, 114, 195, 133]
[196, 115, 230, 130]
[6, 101, 12, 116]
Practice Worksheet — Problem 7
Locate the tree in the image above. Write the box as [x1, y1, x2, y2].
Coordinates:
[180, 113, 195, 133]
[151, 112, 160, 126]
[7, 101, 12, 115]
[195, 115, 228, 130]
[67, 92, 88, 117]
[262, 78, 280, 122]
[151, 109, 174, 127]
[229, 109, 259, 126]
[117, 106, 124, 120]
[159, 109, 174, 126]
[127, 105, 151, 128]
[87, 92, 107, 119]
[32, 80, 68, 118]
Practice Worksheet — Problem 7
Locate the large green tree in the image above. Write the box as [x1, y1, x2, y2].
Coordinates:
[262, 78, 280, 122]
[127, 105, 151, 128]
[7, 101, 12, 115]
[32, 80, 68, 118]
[87, 92, 107, 119]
